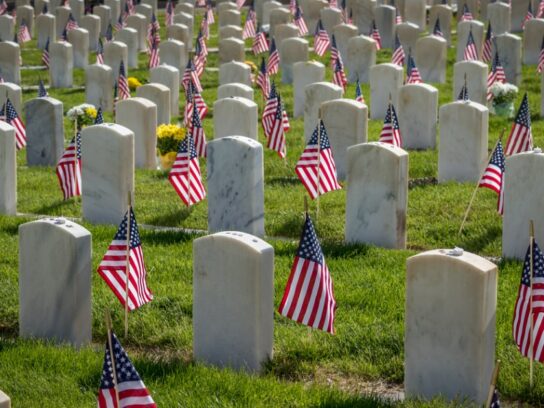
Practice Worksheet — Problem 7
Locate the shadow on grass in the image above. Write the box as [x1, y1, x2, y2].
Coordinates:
[142, 229, 200, 246]
[34, 198, 78, 216]
[146, 207, 194, 227]
[266, 177, 303, 186]
[310, 397, 394, 408]
[459, 225, 502, 254]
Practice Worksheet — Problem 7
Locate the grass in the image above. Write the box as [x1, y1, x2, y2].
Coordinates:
[0, 8, 543, 407]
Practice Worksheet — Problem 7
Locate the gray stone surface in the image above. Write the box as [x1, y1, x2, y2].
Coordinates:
[293, 61, 325, 118]
[0, 390, 10, 408]
[347, 0, 376, 34]
[80, 14, 101, 51]
[49, 41, 73, 88]
[173, 12, 194, 52]
[270, 8, 292, 37]
[395, 22, 420, 53]
[125, 13, 148, 52]
[104, 0, 119, 24]
[159, 39, 187, 74]
[219, 61, 252, 86]
[374, 5, 395, 48]
[0, 42, 21, 85]
[416, 35, 447, 83]
[136, 83, 171, 125]
[174, 2, 194, 15]
[85, 64, 115, 113]
[262, 1, 282, 26]
[0, 122, 16, 215]
[115, 28, 139, 68]
[36, 13, 55, 49]
[511, 0, 532, 32]
[346, 35, 377, 83]
[150, 65, 180, 117]
[207, 136, 265, 236]
[273, 23, 299, 48]
[456, 20, 484, 62]
[67, 27, 89, 68]
[0, 15, 14, 42]
[214, 97, 258, 140]
[104, 41, 128, 81]
[219, 24, 243, 40]
[193, 231, 273, 372]
[68, 0, 84, 22]
[55, 6, 71, 36]
[453, 60, 488, 106]
[398, 83, 438, 149]
[523, 18, 544, 65]
[217, 83, 254, 101]
[280, 38, 309, 84]
[81, 124, 134, 224]
[16, 5, 34, 36]
[332, 23, 358, 64]
[135, 3, 153, 24]
[218, 37, 245, 64]
[494, 33, 522, 85]
[321, 7, 343, 36]
[369, 63, 403, 119]
[405, 249, 497, 405]
[167, 24, 190, 59]
[429, 5, 453, 45]
[301, 0, 328, 35]
[404, 0, 426, 30]
[25, 97, 64, 167]
[304, 82, 343, 142]
[0, 83, 22, 117]
[93, 5, 111, 37]
[487, 1, 511, 35]
[19, 218, 92, 347]
[219, 9, 241, 27]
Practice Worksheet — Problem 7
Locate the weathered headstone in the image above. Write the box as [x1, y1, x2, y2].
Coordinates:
[166, 23, 190, 48]
[415, 35, 447, 83]
[453, 61, 488, 106]
[104, 0, 119, 25]
[67, 27, 89, 68]
[347, 0, 376, 34]
[395, 22, 420, 52]
[523, 18, 544, 65]
[115, 28, 138, 68]
[175, 2, 194, 15]
[374, 5, 395, 48]
[0, 122, 16, 215]
[159, 39, 187, 74]
[218, 37, 245, 64]
[81, 123, 134, 224]
[404, 0, 426, 30]
[35, 13, 55, 49]
[104, 40, 128, 80]
[136, 83, 171, 125]
[0, 15, 14, 42]
[332, 23, 358, 63]
[456, 21, 484, 62]
[219, 24, 243, 40]
[320, 7, 343, 36]
[511, 0, 532, 32]
[214, 97, 258, 140]
[369, 63, 403, 119]
[80, 14, 101, 51]
[0, 42, 21, 84]
[280, 37, 309, 84]
[293, 61, 326, 118]
[93, 5, 111, 37]
[304, 82, 343, 141]
[49, 41, 73, 88]
[135, 3, 153, 24]
[150, 65, 180, 117]
[85, 64, 115, 112]
[494, 33, 522, 85]
[398, 83, 438, 149]
[126, 13, 148, 52]
[219, 61, 252, 86]
[273, 23, 299, 48]
[345, 142, 408, 248]
[487, 1, 511, 35]
[429, 4, 453, 45]
[270, 8, 292, 37]
[68, 0, 84, 22]
[193, 231, 273, 372]
[217, 83, 254, 101]
[346, 35, 377, 83]
[0, 83, 22, 117]
[405, 249, 497, 405]
[25, 97, 64, 166]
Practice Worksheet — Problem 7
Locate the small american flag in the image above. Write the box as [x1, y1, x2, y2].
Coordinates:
[169, 134, 206, 206]
[505, 93, 533, 156]
[105, 23, 113, 42]
[482, 22, 493, 63]
[278, 213, 336, 334]
[433, 18, 443, 37]
[66, 13, 79, 31]
[479, 141, 505, 215]
[148, 39, 160, 68]
[406, 53, 422, 84]
[146, 26, 160, 51]
[355, 78, 365, 103]
[379, 103, 402, 147]
[56, 131, 82, 200]
[96, 38, 104, 64]
[197, 29, 208, 57]
[262, 82, 279, 136]
[461, 3, 473, 21]
[42, 37, 50, 67]
[463, 29, 478, 61]
[256, 57, 271, 98]
[3, 98, 26, 149]
[0, 0, 7, 15]
[513, 241, 544, 363]
[314, 20, 330, 56]
[487, 51, 506, 101]
[165, 0, 174, 26]
[523, 1, 534, 29]
[457, 83, 469, 101]
[267, 38, 280, 75]
[97, 332, 156, 408]
[188, 100, 207, 158]
[538, 37, 544, 73]
[294, 6, 308, 35]
[266, 94, 288, 158]
[95, 107, 104, 124]
[182, 60, 202, 92]
[184, 81, 208, 126]
[332, 57, 347, 90]
[539, 0, 544, 18]
[201, 15, 210, 40]
[18, 20, 31, 43]
[236, 0, 245, 9]
[490, 387, 501, 408]
[391, 33, 405, 66]
[98, 208, 153, 311]
[253, 26, 269, 55]
[38, 79, 48, 97]
[60, 27, 68, 42]
[193, 42, 206, 78]
[370, 20, 381, 50]
[295, 120, 341, 199]
[118, 60, 130, 100]
[206, 1, 215, 25]
[242, 4, 256, 39]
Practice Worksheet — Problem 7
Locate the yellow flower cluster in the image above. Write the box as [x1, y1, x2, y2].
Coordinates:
[244, 60, 257, 73]
[128, 77, 143, 90]
[84, 107, 97, 119]
[156, 124, 186, 140]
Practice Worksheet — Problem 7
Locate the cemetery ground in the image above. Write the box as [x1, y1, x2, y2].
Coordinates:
[2, 10, 544, 407]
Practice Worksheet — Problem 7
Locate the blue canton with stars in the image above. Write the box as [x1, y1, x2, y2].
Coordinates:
[520, 242, 544, 288]
[308, 121, 331, 149]
[275, 95, 284, 120]
[113, 208, 142, 249]
[5, 99, 19, 122]
[514, 93, 531, 128]
[95, 107, 104, 124]
[100, 332, 142, 389]
[191, 102, 203, 129]
[355, 79, 362, 99]
[259, 57, 266, 74]
[489, 141, 505, 172]
[178, 133, 198, 160]
[296, 214, 324, 264]
[385, 103, 400, 130]
[407, 54, 417, 76]
[268, 81, 277, 100]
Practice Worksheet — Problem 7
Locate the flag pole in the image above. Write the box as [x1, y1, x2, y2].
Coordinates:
[316, 110, 322, 221]
[124, 191, 132, 338]
[485, 360, 500, 408]
[73, 118, 79, 202]
[530, 219, 535, 388]
[458, 129, 505, 235]
[105, 310, 121, 407]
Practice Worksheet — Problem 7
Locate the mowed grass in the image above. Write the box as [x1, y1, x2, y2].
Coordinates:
[1, 9, 544, 407]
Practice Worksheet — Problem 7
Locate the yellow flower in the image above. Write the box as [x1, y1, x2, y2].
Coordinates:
[244, 60, 258, 73]
[85, 107, 97, 119]
[156, 124, 186, 154]
[128, 77, 143, 91]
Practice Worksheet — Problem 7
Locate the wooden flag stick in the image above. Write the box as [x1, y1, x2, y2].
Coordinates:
[316, 112, 322, 221]
[105, 310, 121, 407]
[73, 119, 79, 202]
[485, 360, 501, 408]
[304, 195, 308, 216]
[458, 130, 505, 235]
[124, 191, 132, 338]
[530, 220, 535, 388]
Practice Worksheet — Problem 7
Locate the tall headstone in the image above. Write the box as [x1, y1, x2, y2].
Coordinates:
[279, 38, 309, 84]
[55, 6, 71, 36]
[68, 0, 84, 22]
[523, 18, 544, 65]
[25, 97, 64, 166]
[175, 2, 194, 15]
[301, 0, 328, 34]
[347, 0, 376, 34]
[494, 33, 522, 85]
[104, 0, 119, 24]
[320, 7, 343, 36]
[262, 1, 282, 26]
[405, 249, 497, 405]
[270, 8, 292, 37]
[80, 14, 101, 51]
[16, 5, 34, 36]
[219, 61, 252, 86]
[398, 83, 438, 149]
[453, 61, 488, 106]
[511, 0, 531, 32]
[167, 24, 190, 59]
[49, 41, 73, 88]
[126, 13, 148, 52]
[193, 231, 273, 372]
[0, 42, 21, 84]
[173, 12, 194, 51]
[150, 65, 180, 117]
[81, 124, 134, 224]
[219, 9, 241, 27]
[219, 25, 243, 40]
[214, 97, 258, 140]
[0, 122, 16, 215]
[456, 21, 484, 62]
[207, 136, 265, 237]
[456, 0, 479, 20]
[415, 35, 447, 83]
[346, 35, 377, 83]
[332, 23, 358, 63]
[217, 83, 254, 101]
[67, 27, 89, 68]
[35, 13, 56, 49]
[136, 83, 171, 125]
[93, 5, 111, 37]
[85, 64, 115, 113]
[429, 4, 453, 45]
[159, 39, 187, 73]
[487, 1, 511, 35]
[404, 0, 426, 30]
[218, 37, 245, 64]
[304, 82, 343, 141]
[374, 5, 395, 48]
[0, 15, 14, 42]
[293, 61, 326, 118]
[104, 41, 128, 81]
[135, 4, 153, 24]
[369, 63, 403, 119]
[0, 83, 22, 116]
[19, 218, 92, 347]
[345, 142, 408, 248]
[115, 28, 139, 68]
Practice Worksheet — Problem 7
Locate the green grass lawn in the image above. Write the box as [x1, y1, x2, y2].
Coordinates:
[1, 8, 543, 407]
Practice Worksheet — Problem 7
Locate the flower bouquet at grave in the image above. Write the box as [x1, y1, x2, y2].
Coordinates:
[489, 82, 518, 118]
[128, 76, 143, 91]
[244, 60, 258, 82]
[156, 124, 186, 171]
[66, 103, 97, 130]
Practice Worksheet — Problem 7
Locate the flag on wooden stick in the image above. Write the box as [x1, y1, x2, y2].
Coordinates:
[478, 141, 505, 215]
[169, 134, 206, 207]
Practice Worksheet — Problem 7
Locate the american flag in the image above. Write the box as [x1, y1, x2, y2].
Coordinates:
[262, 81, 279, 136]
[406, 53, 422, 84]
[206, 1, 215, 25]
[182, 60, 202, 92]
[201, 15, 210, 40]
[487, 51, 506, 101]
[95, 107, 104, 124]
[513, 241, 544, 363]
[463, 30, 478, 61]
[478, 141, 505, 215]
[18, 20, 31, 43]
[118, 60, 130, 100]
[267, 38, 279, 75]
[96, 38, 105, 64]
[253, 26, 269, 55]
[148, 39, 160, 68]
[457, 83, 469, 101]
[379, 103, 402, 147]
[295, 121, 341, 199]
[197, 29, 208, 57]
[105, 23, 114, 42]
[523, 1, 534, 29]
[3, 99, 26, 150]
[433, 18, 443, 37]
[56, 131, 82, 200]
[183, 81, 208, 127]
[66, 13, 79, 31]
[332, 57, 347, 90]
[98, 207, 153, 311]
[193, 41, 206, 78]
[370, 20, 381, 50]
[242, 4, 256, 39]
[490, 387, 501, 408]
[482, 22, 493, 63]
[505, 93, 533, 156]
[346, 7, 354, 24]
[146, 17, 161, 48]
[0, 0, 7, 15]
[42, 37, 50, 67]
[169, 134, 206, 206]
[355, 78, 365, 103]
[266, 94, 288, 158]
[97, 332, 156, 408]
[314, 20, 330, 57]
[256, 57, 271, 98]
[165, 0, 174, 26]
[278, 213, 336, 334]
[60, 27, 68, 42]
[330, 34, 339, 65]
[538, 37, 544, 73]
[38, 79, 48, 97]
[539, 0, 544, 18]
[236, 0, 245, 9]
[461, 3, 473, 21]
[391, 33, 405, 66]
[114, 14, 124, 31]
[294, 6, 308, 36]
[188, 101, 207, 157]
[289, 0, 297, 14]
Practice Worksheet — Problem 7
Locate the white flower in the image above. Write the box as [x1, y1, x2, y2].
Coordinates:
[66, 103, 95, 120]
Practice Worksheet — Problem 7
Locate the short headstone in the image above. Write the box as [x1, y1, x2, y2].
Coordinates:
[25, 97, 64, 167]
[49, 41, 73, 88]
[398, 83, 438, 149]
[207, 137, 265, 236]
[81, 123, 134, 224]
[395, 22, 420, 53]
[159, 39, 187, 74]
[502, 150, 544, 259]
[80, 14, 101, 51]
[193, 231, 273, 372]
[369, 63, 403, 119]
[217, 83, 254, 101]
[404, 0, 425, 30]
[35, 13, 55, 49]
[19, 218, 92, 347]
[0, 42, 21, 84]
[214, 97, 258, 140]
[293, 61, 326, 118]
[0, 15, 14, 42]
[85, 64, 115, 112]
[494, 33, 522, 85]
[67, 27, 89, 68]
[219, 9, 241, 27]
[116, 97, 157, 170]
[0, 122, 16, 216]
[487, 1, 511, 35]
[320, 7, 343, 36]
[523, 18, 544, 65]
[345, 142, 408, 248]
[55, 6, 71, 37]
[136, 83, 171, 125]
[453, 61, 488, 106]
[173, 12, 194, 51]
[438, 101, 488, 183]
[104, 41, 128, 81]
[219, 24, 243, 40]
[16, 5, 34, 36]
[219, 61, 252, 86]
[415, 35, 447, 83]
[150, 65, 180, 117]
[219, 37, 245, 64]
[115, 28, 139, 68]
[346, 35, 377, 83]
[429, 4, 453, 45]
[405, 249, 497, 405]
[126, 13, 148, 52]
[456, 20, 484, 62]
[374, 5, 395, 48]
[304, 82, 343, 141]
[0, 83, 22, 117]
[279, 38, 309, 84]
[332, 23, 358, 63]
[321, 99, 367, 181]
[348, 0, 376, 34]
[273, 23, 299, 48]
[104, 0, 119, 25]
[93, 5, 111, 37]
[270, 8, 292, 37]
